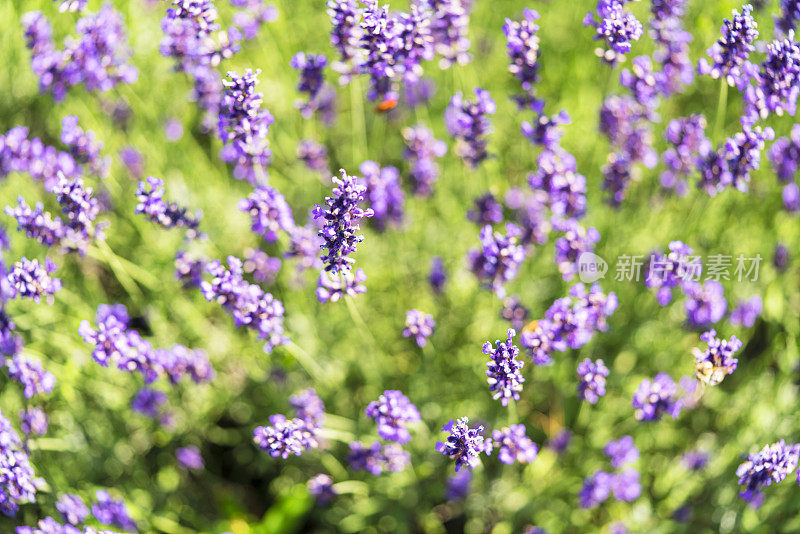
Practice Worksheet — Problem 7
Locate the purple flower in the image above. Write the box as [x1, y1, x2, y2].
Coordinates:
[548, 429, 572, 453]
[402, 125, 446, 196]
[316, 268, 367, 303]
[307, 473, 336, 504]
[584, 0, 644, 65]
[577, 358, 610, 404]
[19, 407, 48, 437]
[579, 470, 614, 508]
[684, 280, 727, 328]
[239, 186, 294, 243]
[736, 440, 800, 502]
[632, 372, 682, 421]
[5, 354, 55, 399]
[421, 0, 472, 68]
[22, 6, 138, 101]
[327, 0, 362, 80]
[644, 241, 701, 305]
[135, 177, 202, 239]
[445, 88, 496, 168]
[503, 9, 541, 108]
[521, 111, 570, 150]
[611, 469, 642, 501]
[429, 256, 446, 293]
[365, 390, 420, 444]
[500, 296, 530, 331]
[297, 140, 329, 174]
[6, 197, 67, 249]
[254, 414, 318, 459]
[289, 388, 325, 427]
[720, 126, 775, 193]
[445, 470, 472, 500]
[56, 0, 88, 12]
[313, 169, 374, 275]
[601, 152, 635, 207]
[290, 52, 328, 116]
[242, 249, 281, 285]
[692, 329, 742, 386]
[620, 55, 661, 112]
[5, 257, 61, 303]
[358, 161, 404, 231]
[744, 33, 800, 121]
[484, 329, 524, 406]
[286, 223, 324, 273]
[60, 116, 109, 179]
[403, 310, 435, 347]
[435, 417, 492, 472]
[660, 115, 711, 195]
[119, 146, 143, 179]
[0, 408, 37, 517]
[348, 441, 409, 474]
[467, 193, 504, 226]
[553, 220, 600, 281]
[131, 387, 167, 418]
[681, 450, 709, 471]
[604, 436, 638, 468]
[650, 0, 693, 95]
[491, 424, 538, 464]
[467, 223, 526, 297]
[698, 5, 758, 89]
[218, 69, 274, 183]
[201, 256, 288, 353]
[527, 149, 587, 220]
[56, 494, 89, 526]
[730, 295, 763, 327]
[176, 446, 204, 471]
[91, 490, 136, 531]
[774, 243, 790, 272]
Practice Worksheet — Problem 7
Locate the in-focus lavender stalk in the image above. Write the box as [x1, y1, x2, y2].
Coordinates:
[697, 5, 758, 89]
[743, 32, 800, 123]
[483, 329, 524, 406]
[254, 414, 318, 459]
[435, 417, 492, 472]
[218, 69, 274, 183]
[5, 257, 61, 303]
[316, 268, 367, 302]
[313, 169, 374, 275]
[445, 88, 496, 168]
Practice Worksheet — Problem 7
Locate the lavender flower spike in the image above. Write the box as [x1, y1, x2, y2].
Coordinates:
[491, 424, 538, 465]
[238, 185, 294, 243]
[313, 169, 374, 274]
[445, 88, 496, 168]
[736, 440, 800, 502]
[576, 358, 609, 404]
[632, 372, 682, 421]
[365, 390, 421, 444]
[697, 5, 759, 89]
[403, 309, 435, 347]
[584, 0, 644, 65]
[692, 329, 742, 386]
[467, 223, 526, 297]
[484, 329, 525, 406]
[6, 257, 61, 302]
[436, 417, 492, 472]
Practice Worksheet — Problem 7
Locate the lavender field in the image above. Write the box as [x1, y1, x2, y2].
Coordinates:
[0, 0, 799, 532]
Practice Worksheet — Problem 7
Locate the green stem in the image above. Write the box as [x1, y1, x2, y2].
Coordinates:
[283, 341, 326, 384]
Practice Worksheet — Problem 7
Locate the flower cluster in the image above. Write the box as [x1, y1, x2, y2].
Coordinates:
[604, 436, 639, 469]
[500, 295, 530, 331]
[421, 0, 472, 68]
[0, 126, 80, 189]
[5, 257, 61, 303]
[650, 0, 693, 96]
[446, 88, 496, 168]
[736, 440, 800, 502]
[684, 280, 727, 328]
[5, 353, 55, 399]
[365, 390, 420, 444]
[297, 140, 329, 174]
[56, 493, 89, 526]
[79, 304, 214, 384]
[358, 161, 405, 231]
[307, 473, 336, 504]
[491, 425, 538, 465]
[403, 309, 435, 347]
[290, 52, 335, 122]
[528, 149, 587, 220]
[0, 409, 37, 516]
[577, 358, 609, 404]
[327, 0, 362, 79]
[583, 0, 644, 65]
[347, 441, 410, 475]
[238, 185, 294, 243]
[484, 329, 524, 406]
[697, 5, 758, 89]
[467, 223, 526, 297]
[243, 249, 282, 285]
[135, 177, 202, 239]
[503, 9, 541, 109]
[19, 407, 48, 437]
[313, 169, 374, 276]
[521, 283, 618, 365]
[743, 33, 800, 122]
[22, 6, 138, 101]
[60, 116, 109, 179]
[201, 256, 288, 352]
[660, 115, 711, 195]
[644, 240, 702, 305]
[692, 329, 742, 386]
[521, 111, 570, 151]
[436, 417, 492, 472]
[402, 125, 447, 196]
[467, 193, 503, 226]
[316, 268, 368, 303]
[254, 414, 319, 460]
[730, 295, 763, 327]
[632, 372, 682, 421]
[553, 220, 601, 281]
[218, 69, 274, 183]
[91, 489, 137, 531]
[580, 437, 641, 508]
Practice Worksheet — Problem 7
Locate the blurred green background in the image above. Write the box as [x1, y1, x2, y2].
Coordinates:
[1, 0, 800, 532]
